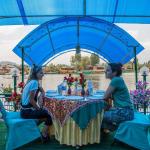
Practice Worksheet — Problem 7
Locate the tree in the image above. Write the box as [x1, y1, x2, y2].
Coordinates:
[81, 56, 90, 70]
[75, 53, 81, 62]
[70, 53, 82, 71]
[90, 54, 100, 66]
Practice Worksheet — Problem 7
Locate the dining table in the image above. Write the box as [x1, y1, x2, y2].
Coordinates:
[44, 93, 105, 147]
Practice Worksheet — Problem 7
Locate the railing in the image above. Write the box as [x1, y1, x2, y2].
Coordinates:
[135, 104, 150, 115]
[0, 93, 19, 112]
[0, 93, 18, 147]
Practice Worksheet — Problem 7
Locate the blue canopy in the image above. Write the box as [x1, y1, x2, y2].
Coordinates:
[0, 0, 150, 25]
[13, 16, 144, 66]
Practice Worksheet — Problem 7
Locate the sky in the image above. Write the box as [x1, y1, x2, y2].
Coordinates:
[0, 24, 150, 65]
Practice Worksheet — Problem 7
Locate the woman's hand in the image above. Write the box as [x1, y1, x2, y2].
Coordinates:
[39, 86, 45, 98]
[104, 98, 113, 111]
[38, 93, 44, 108]
[39, 86, 45, 93]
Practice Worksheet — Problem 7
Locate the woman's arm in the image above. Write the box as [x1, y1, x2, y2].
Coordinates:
[39, 86, 45, 97]
[104, 86, 115, 110]
[104, 85, 115, 100]
[29, 90, 40, 110]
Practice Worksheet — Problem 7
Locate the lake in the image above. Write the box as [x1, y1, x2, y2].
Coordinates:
[0, 72, 150, 91]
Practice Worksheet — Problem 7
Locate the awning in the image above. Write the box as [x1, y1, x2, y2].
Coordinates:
[0, 0, 150, 25]
[13, 16, 144, 66]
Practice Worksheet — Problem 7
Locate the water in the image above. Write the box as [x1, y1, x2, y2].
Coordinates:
[0, 72, 150, 91]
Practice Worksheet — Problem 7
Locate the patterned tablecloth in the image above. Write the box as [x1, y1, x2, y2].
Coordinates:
[44, 96, 104, 127]
[44, 96, 105, 146]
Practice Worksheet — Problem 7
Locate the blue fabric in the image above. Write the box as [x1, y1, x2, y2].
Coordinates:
[71, 101, 104, 129]
[6, 117, 40, 150]
[21, 80, 38, 105]
[148, 127, 150, 148]
[0, 100, 41, 150]
[6, 111, 21, 119]
[110, 77, 133, 108]
[0, 0, 150, 25]
[13, 16, 144, 66]
[115, 112, 150, 150]
[16, 0, 28, 25]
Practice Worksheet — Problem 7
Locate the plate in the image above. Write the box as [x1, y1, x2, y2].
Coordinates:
[53, 95, 66, 100]
[46, 90, 57, 94]
[65, 96, 84, 101]
[87, 95, 104, 100]
[45, 93, 59, 97]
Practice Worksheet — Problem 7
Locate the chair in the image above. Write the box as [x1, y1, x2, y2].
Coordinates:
[0, 100, 41, 150]
[114, 112, 150, 150]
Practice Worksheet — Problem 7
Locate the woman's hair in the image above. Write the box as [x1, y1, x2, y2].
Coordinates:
[28, 65, 42, 80]
[23, 65, 42, 89]
[108, 63, 123, 76]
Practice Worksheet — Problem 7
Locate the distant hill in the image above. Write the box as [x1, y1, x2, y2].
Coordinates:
[0, 61, 19, 69]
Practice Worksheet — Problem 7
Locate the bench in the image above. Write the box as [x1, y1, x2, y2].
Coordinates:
[115, 112, 150, 150]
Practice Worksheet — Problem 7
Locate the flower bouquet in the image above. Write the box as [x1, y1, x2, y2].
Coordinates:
[64, 74, 74, 95]
[79, 73, 86, 96]
[7, 82, 25, 111]
[130, 81, 150, 114]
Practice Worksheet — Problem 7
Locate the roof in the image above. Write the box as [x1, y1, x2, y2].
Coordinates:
[13, 16, 144, 66]
[0, 0, 150, 25]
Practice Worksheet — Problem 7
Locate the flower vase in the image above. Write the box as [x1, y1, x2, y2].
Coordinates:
[68, 86, 71, 95]
[81, 88, 85, 96]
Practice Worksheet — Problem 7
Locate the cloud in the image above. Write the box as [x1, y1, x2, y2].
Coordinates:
[0, 24, 150, 65]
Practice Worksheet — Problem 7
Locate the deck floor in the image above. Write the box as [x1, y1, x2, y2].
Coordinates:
[0, 122, 136, 150]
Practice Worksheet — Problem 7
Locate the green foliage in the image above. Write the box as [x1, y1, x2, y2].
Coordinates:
[70, 54, 91, 70]
[70, 54, 82, 71]
[81, 56, 90, 69]
[46, 63, 69, 73]
[90, 54, 100, 66]
[3, 86, 12, 93]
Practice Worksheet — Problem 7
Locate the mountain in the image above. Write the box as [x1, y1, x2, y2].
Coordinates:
[0, 61, 19, 69]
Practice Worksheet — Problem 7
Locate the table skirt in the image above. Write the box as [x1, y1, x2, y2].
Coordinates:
[48, 111, 104, 146]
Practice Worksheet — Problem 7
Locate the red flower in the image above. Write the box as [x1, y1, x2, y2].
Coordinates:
[64, 74, 75, 87]
[8, 96, 12, 102]
[79, 73, 86, 88]
[8, 92, 21, 103]
[18, 82, 25, 88]
[13, 92, 17, 97]
[80, 73, 84, 78]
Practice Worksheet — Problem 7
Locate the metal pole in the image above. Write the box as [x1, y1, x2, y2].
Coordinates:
[12, 71, 17, 112]
[142, 72, 147, 114]
[133, 46, 138, 88]
[83, 0, 86, 16]
[13, 74, 17, 93]
[133, 46, 139, 110]
[21, 47, 24, 83]
[142, 72, 147, 88]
